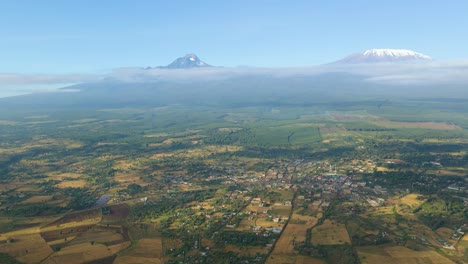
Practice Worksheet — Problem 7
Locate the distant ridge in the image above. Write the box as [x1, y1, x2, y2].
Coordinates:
[334, 49, 433, 64]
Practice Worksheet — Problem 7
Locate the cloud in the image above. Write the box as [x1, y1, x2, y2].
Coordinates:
[0, 73, 99, 85]
[1, 60, 468, 94]
[105, 61, 468, 87]
[0, 73, 101, 98]
[358, 61, 468, 85]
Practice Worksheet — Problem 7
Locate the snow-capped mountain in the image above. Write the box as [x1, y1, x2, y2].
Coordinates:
[157, 54, 211, 69]
[335, 49, 433, 64]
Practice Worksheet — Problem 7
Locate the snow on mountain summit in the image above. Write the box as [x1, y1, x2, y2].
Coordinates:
[362, 49, 432, 59]
[152, 54, 211, 69]
[335, 49, 433, 64]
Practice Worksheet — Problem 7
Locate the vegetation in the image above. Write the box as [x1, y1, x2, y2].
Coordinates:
[0, 100, 466, 263]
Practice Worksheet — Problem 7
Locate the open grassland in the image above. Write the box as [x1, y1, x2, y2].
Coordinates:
[42, 241, 130, 264]
[114, 238, 163, 264]
[267, 254, 324, 264]
[357, 245, 454, 264]
[436, 227, 456, 241]
[270, 205, 293, 217]
[19, 196, 53, 204]
[224, 245, 269, 256]
[294, 255, 325, 264]
[67, 227, 125, 246]
[400, 194, 426, 208]
[266, 254, 298, 264]
[0, 233, 53, 264]
[267, 214, 319, 263]
[42, 210, 101, 228]
[311, 219, 351, 246]
[47, 172, 85, 180]
[55, 179, 88, 188]
[432, 169, 467, 177]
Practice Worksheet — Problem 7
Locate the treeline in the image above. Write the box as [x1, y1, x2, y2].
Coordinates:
[214, 230, 275, 246]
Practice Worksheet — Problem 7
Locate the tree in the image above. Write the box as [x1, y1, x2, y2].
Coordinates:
[127, 183, 143, 196]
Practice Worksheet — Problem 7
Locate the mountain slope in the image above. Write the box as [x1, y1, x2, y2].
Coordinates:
[157, 54, 211, 69]
[335, 49, 433, 64]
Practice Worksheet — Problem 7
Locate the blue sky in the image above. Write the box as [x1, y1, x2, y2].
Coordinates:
[1, 0, 468, 74]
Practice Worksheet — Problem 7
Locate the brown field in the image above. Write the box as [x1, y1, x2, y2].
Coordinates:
[19, 195, 53, 204]
[225, 245, 269, 256]
[41, 225, 95, 242]
[267, 254, 324, 264]
[295, 256, 324, 264]
[0, 233, 53, 264]
[0, 182, 26, 192]
[48, 172, 85, 180]
[114, 255, 162, 264]
[55, 180, 88, 188]
[114, 238, 163, 264]
[312, 219, 351, 245]
[432, 170, 466, 177]
[400, 194, 426, 208]
[15, 185, 42, 192]
[237, 216, 284, 232]
[45, 210, 101, 226]
[273, 224, 307, 254]
[267, 214, 319, 263]
[114, 172, 145, 186]
[436, 227, 456, 241]
[143, 132, 170, 138]
[191, 201, 215, 211]
[47, 236, 77, 246]
[271, 205, 293, 216]
[101, 204, 130, 223]
[113, 160, 141, 170]
[68, 227, 125, 246]
[266, 254, 297, 264]
[357, 245, 454, 264]
[42, 241, 130, 264]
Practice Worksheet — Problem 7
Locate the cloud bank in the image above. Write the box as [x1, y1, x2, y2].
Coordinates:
[107, 61, 468, 86]
[1, 61, 467, 97]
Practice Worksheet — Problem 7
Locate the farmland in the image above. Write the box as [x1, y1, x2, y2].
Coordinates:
[0, 99, 466, 263]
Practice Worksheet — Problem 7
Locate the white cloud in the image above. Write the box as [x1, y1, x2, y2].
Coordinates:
[105, 61, 468, 87]
[0, 73, 98, 85]
[1, 60, 468, 96]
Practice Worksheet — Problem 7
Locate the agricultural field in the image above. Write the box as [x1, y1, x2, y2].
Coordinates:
[311, 220, 351, 246]
[357, 245, 454, 264]
[0, 100, 466, 263]
[114, 238, 163, 264]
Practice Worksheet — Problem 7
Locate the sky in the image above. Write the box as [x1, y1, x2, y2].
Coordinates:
[1, 1, 468, 97]
[1, 0, 468, 73]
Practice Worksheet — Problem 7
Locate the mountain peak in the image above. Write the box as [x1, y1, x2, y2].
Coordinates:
[162, 54, 211, 69]
[335, 49, 433, 64]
